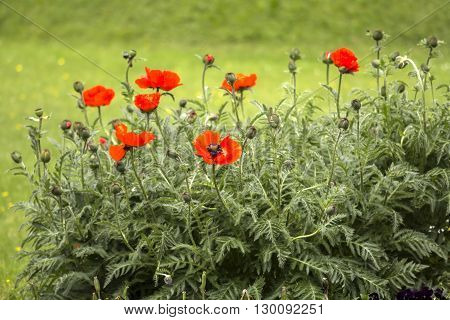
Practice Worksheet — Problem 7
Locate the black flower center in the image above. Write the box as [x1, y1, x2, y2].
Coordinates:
[207, 144, 222, 157]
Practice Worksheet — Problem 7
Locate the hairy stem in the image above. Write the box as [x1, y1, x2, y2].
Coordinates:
[131, 149, 148, 201]
[114, 194, 134, 251]
[201, 64, 208, 111]
[211, 165, 231, 217]
[326, 130, 342, 197]
[336, 73, 343, 118]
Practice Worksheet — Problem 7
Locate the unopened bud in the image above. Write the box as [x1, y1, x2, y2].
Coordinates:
[269, 113, 280, 129]
[338, 118, 349, 130]
[111, 183, 121, 195]
[397, 83, 406, 93]
[288, 60, 297, 73]
[380, 86, 386, 98]
[207, 113, 219, 122]
[164, 275, 173, 286]
[10, 151, 22, 164]
[371, 59, 380, 68]
[35, 108, 44, 118]
[88, 143, 98, 153]
[40, 149, 51, 163]
[372, 30, 383, 41]
[126, 105, 134, 113]
[351, 99, 361, 111]
[203, 54, 215, 66]
[166, 149, 179, 160]
[80, 128, 91, 140]
[73, 81, 84, 94]
[77, 98, 85, 109]
[225, 72, 236, 86]
[179, 99, 187, 108]
[115, 161, 126, 174]
[186, 109, 197, 124]
[89, 156, 99, 170]
[122, 49, 136, 60]
[182, 192, 191, 203]
[389, 51, 400, 62]
[73, 121, 84, 133]
[289, 48, 301, 61]
[60, 119, 72, 131]
[324, 205, 336, 215]
[421, 63, 430, 73]
[51, 185, 63, 197]
[322, 52, 333, 65]
[246, 126, 257, 139]
[426, 36, 438, 49]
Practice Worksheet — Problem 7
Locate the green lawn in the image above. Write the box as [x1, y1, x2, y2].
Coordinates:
[0, 0, 448, 299]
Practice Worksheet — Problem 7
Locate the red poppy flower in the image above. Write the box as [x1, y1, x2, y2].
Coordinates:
[330, 48, 359, 73]
[99, 137, 107, 145]
[83, 85, 115, 107]
[221, 73, 257, 92]
[109, 123, 155, 161]
[134, 92, 161, 113]
[193, 130, 242, 165]
[135, 68, 182, 91]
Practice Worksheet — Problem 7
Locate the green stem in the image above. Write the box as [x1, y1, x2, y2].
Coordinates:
[184, 176, 196, 246]
[131, 149, 148, 201]
[239, 138, 248, 185]
[97, 107, 107, 135]
[326, 130, 342, 197]
[114, 194, 134, 251]
[231, 87, 241, 129]
[240, 90, 244, 120]
[357, 111, 363, 192]
[336, 73, 343, 118]
[146, 113, 150, 131]
[292, 228, 320, 241]
[201, 64, 208, 111]
[326, 64, 330, 113]
[376, 40, 380, 98]
[211, 165, 232, 217]
[80, 141, 86, 189]
[155, 110, 168, 149]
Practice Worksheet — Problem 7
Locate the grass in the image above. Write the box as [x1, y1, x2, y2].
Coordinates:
[0, 0, 448, 299]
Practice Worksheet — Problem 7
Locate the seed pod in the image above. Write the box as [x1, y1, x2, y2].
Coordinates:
[246, 126, 257, 139]
[182, 192, 191, 203]
[80, 128, 91, 141]
[351, 99, 361, 111]
[35, 108, 44, 118]
[164, 275, 173, 286]
[426, 36, 438, 48]
[40, 149, 51, 163]
[371, 59, 380, 68]
[289, 48, 301, 61]
[166, 149, 179, 160]
[338, 118, 349, 130]
[111, 183, 121, 195]
[397, 83, 406, 94]
[389, 51, 400, 62]
[73, 81, 84, 94]
[288, 60, 297, 73]
[225, 72, 236, 86]
[203, 54, 215, 66]
[60, 119, 72, 131]
[115, 161, 126, 174]
[51, 185, 63, 197]
[10, 151, 22, 164]
[269, 113, 280, 129]
[179, 99, 187, 108]
[372, 30, 383, 41]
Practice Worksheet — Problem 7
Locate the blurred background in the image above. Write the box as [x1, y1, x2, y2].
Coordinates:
[0, 0, 448, 298]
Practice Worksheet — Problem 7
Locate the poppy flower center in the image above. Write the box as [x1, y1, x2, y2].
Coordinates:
[207, 144, 222, 157]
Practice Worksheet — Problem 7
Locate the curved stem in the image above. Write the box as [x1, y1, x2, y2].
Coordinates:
[292, 228, 320, 241]
[336, 73, 343, 118]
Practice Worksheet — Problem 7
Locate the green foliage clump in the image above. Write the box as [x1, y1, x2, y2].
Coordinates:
[10, 40, 449, 300]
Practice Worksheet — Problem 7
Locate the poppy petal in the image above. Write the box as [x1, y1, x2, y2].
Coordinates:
[109, 144, 126, 161]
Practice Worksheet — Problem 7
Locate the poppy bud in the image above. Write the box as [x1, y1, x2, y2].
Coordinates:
[338, 118, 349, 130]
[269, 113, 280, 129]
[73, 81, 84, 94]
[283, 159, 295, 170]
[10, 151, 22, 164]
[80, 128, 91, 140]
[89, 157, 99, 170]
[93, 277, 101, 296]
[40, 149, 51, 163]
[99, 137, 107, 148]
[35, 108, 44, 118]
[421, 63, 430, 73]
[207, 113, 219, 122]
[186, 109, 197, 124]
[164, 275, 173, 286]
[203, 54, 215, 66]
[322, 52, 332, 65]
[126, 105, 134, 113]
[288, 60, 297, 73]
[351, 99, 361, 111]
[246, 126, 257, 139]
[389, 51, 400, 62]
[225, 72, 236, 86]
[122, 49, 136, 60]
[51, 185, 63, 197]
[115, 161, 126, 174]
[289, 48, 301, 61]
[111, 183, 121, 195]
[380, 86, 386, 98]
[372, 30, 383, 41]
[397, 83, 406, 94]
[88, 143, 98, 153]
[77, 98, 85, 109]
[324, 205, 336, 215]
[396, 60, 408, 69]
[179, 99, 187, 108]
[73, 121, 84, 133]
[166, 149, 179, 160]
[371, 59, 380, 68]
[426, 36, 438, 48]
[182, 192, 191, 203]
[60, 119, 72, 131]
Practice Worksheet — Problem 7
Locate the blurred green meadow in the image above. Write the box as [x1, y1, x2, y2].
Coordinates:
[0, 0, 448, 298]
